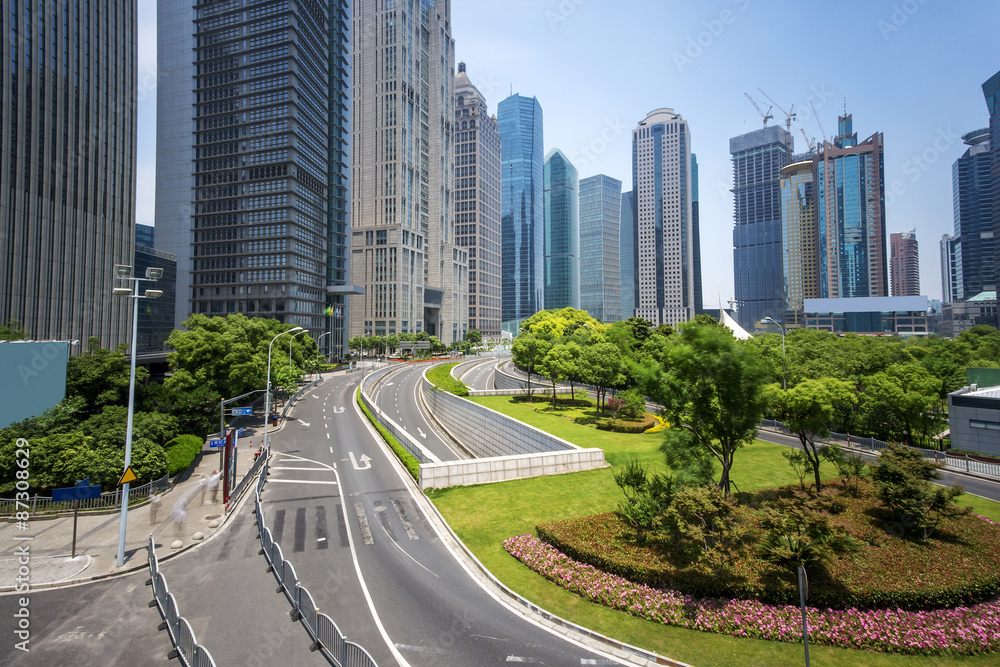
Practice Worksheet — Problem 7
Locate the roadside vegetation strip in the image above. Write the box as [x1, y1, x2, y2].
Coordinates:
[426, 362, 469, 396]
[355, 387, 419, 480]
[164, 434, 204, 476]
[503, 533, 1000, 656]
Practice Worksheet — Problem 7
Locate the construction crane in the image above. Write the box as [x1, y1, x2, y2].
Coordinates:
[757, 88, 796, 133]
[744, 93, 773, 128]
[810, 100, 830, 146]
[800, 128, 816, 152]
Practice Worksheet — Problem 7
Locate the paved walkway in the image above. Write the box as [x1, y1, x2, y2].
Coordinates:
[0, 424, 277, 590]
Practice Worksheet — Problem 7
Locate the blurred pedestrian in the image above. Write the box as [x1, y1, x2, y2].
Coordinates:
[149, 491, 162, 525]
[197, 473, 208, 505]
[171, 500, 186, 531]
[208, 470, 221, 504]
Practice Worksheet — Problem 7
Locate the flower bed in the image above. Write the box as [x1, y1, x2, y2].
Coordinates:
[504, 533, 1000, 655]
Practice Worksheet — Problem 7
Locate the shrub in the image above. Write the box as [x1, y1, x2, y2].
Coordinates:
[618, 388, 646, 420]
[356, 389, 419, 480]
[871, 444, 966, 540]
[163, 434, 204, 476]
[613, 459, 674, 537]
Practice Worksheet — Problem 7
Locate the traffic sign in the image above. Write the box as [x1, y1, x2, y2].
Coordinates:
[117, 466, 139, 486]
[209, 438, 225, 448]
[52, 485, 102, 502]
[231, 407, 252, 416]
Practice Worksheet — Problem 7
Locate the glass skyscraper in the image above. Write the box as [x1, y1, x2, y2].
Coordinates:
[1, 0, 136, 349]
[631, 109, 702, 327]
[455, 63, 501, 339]
[156, 0, 353, 357]
[730, 126, 792, 329]
[543, 149, 580, 310]
[890, 229, 920, 297]
[951, 128, 995, 300]
[816, 114, 888, 299]
[499, 94, 544, 323]
[985, 70, 1000, 286]
[619, 190, 635, 319]
[580, 175, 623, 323]
[779, 160, 820, 327]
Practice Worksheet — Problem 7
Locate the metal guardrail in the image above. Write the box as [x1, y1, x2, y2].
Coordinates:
[1, 473, 170, 517]
[254, 453, 379, 666]
[760, 419, 1000, 479]
[148, 535, 218, 667]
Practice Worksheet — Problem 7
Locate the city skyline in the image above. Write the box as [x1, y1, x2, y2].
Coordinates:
[134, 1, 1000, 308]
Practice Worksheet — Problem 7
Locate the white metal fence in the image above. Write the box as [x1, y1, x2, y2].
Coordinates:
[760, 419, 1000, 479]
[1, 473, 170, 517]
[254, 453, 379, 666]
[148, 535, 217, 667]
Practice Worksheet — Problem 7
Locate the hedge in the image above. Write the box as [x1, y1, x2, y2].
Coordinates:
[356, 388, 420, 480]
[163, 434, 204, 476]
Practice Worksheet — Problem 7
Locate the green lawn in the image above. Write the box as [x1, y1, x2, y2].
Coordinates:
[428, 395, 1000, 667]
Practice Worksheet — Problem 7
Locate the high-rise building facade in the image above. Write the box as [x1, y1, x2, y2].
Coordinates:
[580, 175, 623, 323]
[890, 229, 920, 296]
[350, 0, 465, 344]
[454, 63, 501, 339]
[730, 126, 792, 329]
[816, 114, 888, 299]
[543, 149, 580, 310]
[1, 0, 136, 349]
[619, 190, 635, 320]
[499, 94, 544, 323]
[156, 0, 353, 357]
[630, 109, 702, 327]
[779, 160, 820, 327]
[941, 234, 962, 304]
[984, 70, 1000, 284]
[951, 128, 995, 300]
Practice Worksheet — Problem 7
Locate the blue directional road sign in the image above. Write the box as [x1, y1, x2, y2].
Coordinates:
[52, 485, 102, 502]
[231, 407, 253, 416]
[209, 438, 226, 448]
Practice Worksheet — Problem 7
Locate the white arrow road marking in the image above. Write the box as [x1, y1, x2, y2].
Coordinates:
[297, 419, 310, 427]
[333, 406, 345, 414]
[416, 427, 426, 438]
[349, 451, 372, 470]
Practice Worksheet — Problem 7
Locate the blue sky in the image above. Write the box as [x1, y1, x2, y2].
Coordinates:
[136, 0, 1000, 305]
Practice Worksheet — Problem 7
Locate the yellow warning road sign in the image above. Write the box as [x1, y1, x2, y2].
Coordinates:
[117, 465, 138, 486]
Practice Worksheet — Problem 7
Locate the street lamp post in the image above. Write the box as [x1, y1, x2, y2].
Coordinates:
[288, 329, 308, 370]
[316, 331, 331, 379]
[264, 327, 304, 453]
[112, 265, 163, 568]
[763, 316, 787, 391]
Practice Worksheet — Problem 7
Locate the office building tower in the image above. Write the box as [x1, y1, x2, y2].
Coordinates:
[779, 160, 820, 327]
[351, 0, 466, 344]
[890, 229, 920, 297]
[985, 70, 1000, 283]
[454, 63, 501, 339]
[816, 114, 888, 299]
[136, 224, 156, 250]
[499, 94, 544, 322]
[543, 150, 580, 310]
[580, 175, 623, 323]
[156, 0, 354, 358]
[631, 109, 702, 327]
[619, 190, 635, 319]
[730, 126, 793, 329]
[941, 234, 962, 304]
[1, 0, 136, 349]
[134, 245, 177, 354]
[951, 128, 995, 300]
[691, 153, 703, 314]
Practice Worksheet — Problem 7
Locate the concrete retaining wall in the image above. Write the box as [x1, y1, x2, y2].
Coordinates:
[359, 370, 436, 464]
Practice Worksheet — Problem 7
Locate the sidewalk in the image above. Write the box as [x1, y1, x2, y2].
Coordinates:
[0, 423, 278, 591]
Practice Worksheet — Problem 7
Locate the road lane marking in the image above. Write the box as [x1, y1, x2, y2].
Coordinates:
[327, 432, 331, 439]
[271, 466, 332, 471]
[417, 427, 426, 438]
[392, 499, 419, 541]
[354, 502, 374, 545]
[266, 479, 339, 485]
[375, 505, 437, 578]
[349, 451, 372, 470]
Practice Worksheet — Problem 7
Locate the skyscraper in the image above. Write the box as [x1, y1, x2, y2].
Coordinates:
[951, 128, 995, 300]
[156, 0, 353, 357]
[779, 159, 820, 327]
[816, 114, 888, 299]
[455, 64, 501, 339]
[580, 175, 623, 323]
[619, 190, 635, 320]
[499, 94, 544, 322]
[631, 109, 702, 327]
[890, 229, 920, 297]
[1, 0, 136, 348]
[985, 70, 1000, 285]
[543, 149, 580, 310]
[940, 234, 961, 304]
[730, 126, 793, 329]
[350, 0, 466, 344]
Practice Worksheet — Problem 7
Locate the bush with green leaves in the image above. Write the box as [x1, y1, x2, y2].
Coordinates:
[163, 435, 204, 476]
[617, 388, 646, 420]
[871, 443, 966, 540]
[613, 459, 674, 538]
[756, 500, 859, 573]
[820, 444, 868, 495]
[662, 485, 742, 570]
[782, 449, 811, 489]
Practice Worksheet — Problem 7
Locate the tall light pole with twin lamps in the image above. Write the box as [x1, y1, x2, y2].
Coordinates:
[763, 316, 786, 391]
[264, 327, 304, 452]
[288, 328, 308, 369]
[112, 265, 163, 567]
[316, 331, 331, 379]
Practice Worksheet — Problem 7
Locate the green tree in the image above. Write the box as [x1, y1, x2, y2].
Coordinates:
[766, 377, 856, 492]
[638, 321, 768, 496]
[580, 342, 625, 412]
[757, 501, 858, 572]
[538, 343, 577, 408]
[613, 459, 674, 539]
[465, 329, 482, 344]
[871, 444, 966, 540]
[66, 338, 146, 415]
[512, 335, 551, 398]
[862, 364, 943, 447]
[0, 319, 27, 340]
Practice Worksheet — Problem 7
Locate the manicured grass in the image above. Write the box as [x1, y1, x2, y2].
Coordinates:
[426, 362, 469, 395]
[429, 395, 1000, 666]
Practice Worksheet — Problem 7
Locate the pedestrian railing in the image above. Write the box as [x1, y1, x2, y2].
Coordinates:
[0, 473, 170, 517]
[759, 420, 1000, 479]
[148, 535, 217, 667]
[253, 455, 379, 666]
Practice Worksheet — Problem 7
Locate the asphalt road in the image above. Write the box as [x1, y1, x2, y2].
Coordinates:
[262, 372, 627, 666]
[453, 355, 500, 391]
